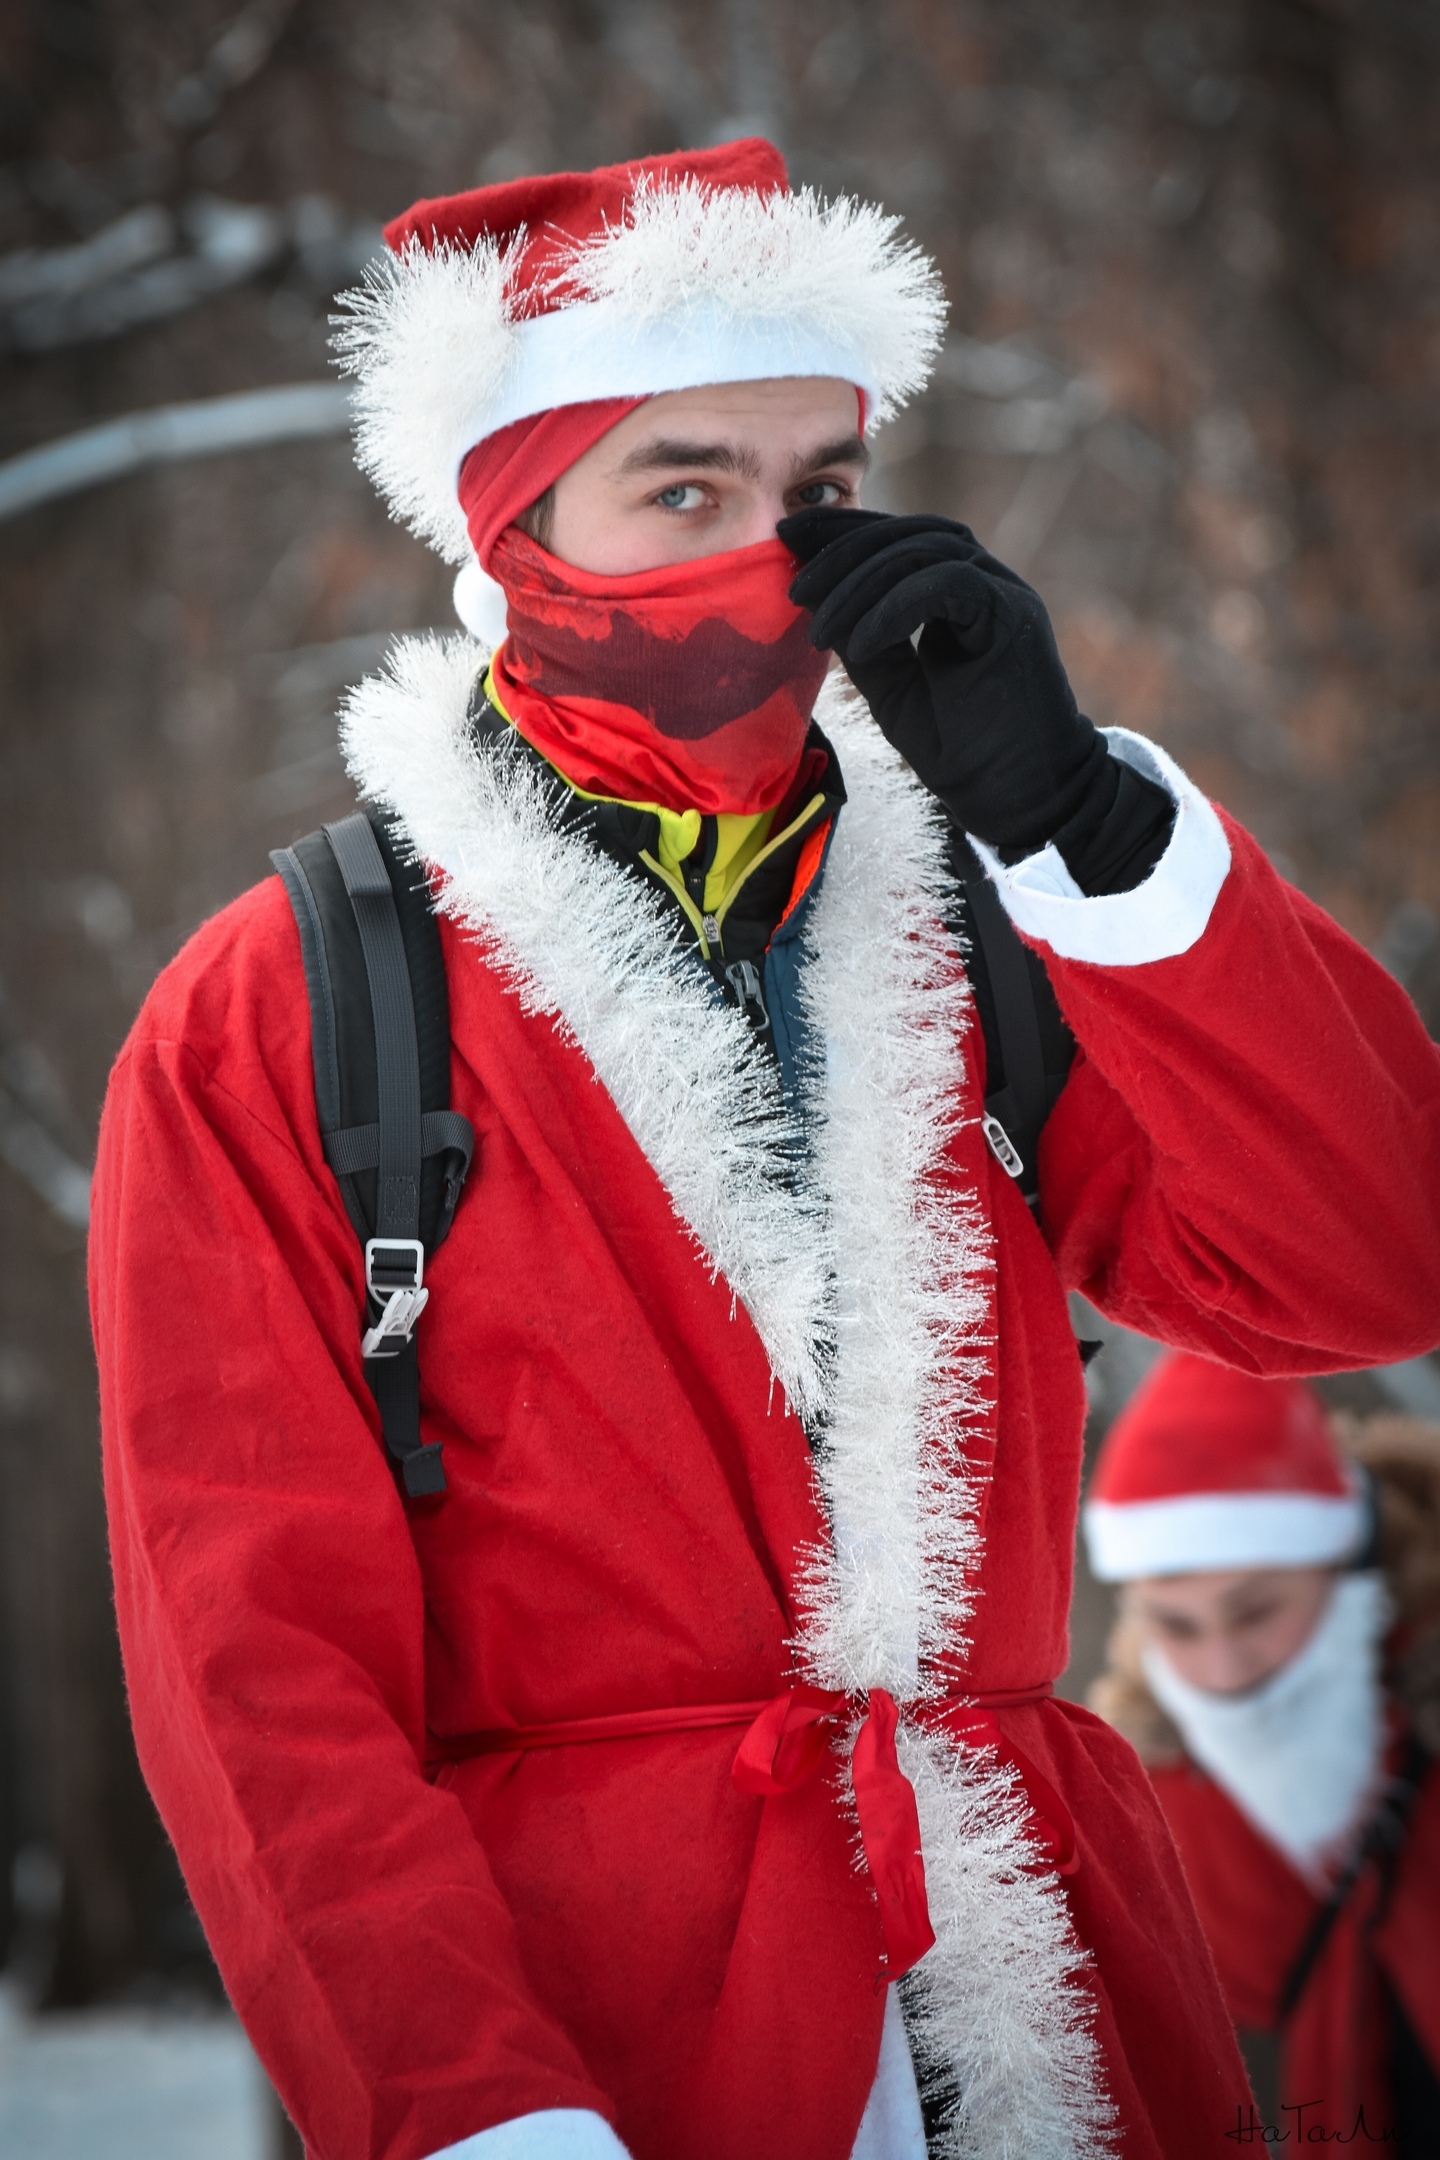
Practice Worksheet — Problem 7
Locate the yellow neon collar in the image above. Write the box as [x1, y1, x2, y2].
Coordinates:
[484, 668, 775, 913]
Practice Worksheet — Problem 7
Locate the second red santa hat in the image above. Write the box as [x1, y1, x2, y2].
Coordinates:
[1082, 1353, 1366, 1581]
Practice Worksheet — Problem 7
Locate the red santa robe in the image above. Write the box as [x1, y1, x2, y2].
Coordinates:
[1151, 1736, 1440, 2142]
[89, 646, 1440, 2160]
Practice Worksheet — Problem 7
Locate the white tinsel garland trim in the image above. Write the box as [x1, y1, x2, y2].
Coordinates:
[897, 1720, 1116, 2160]
[792, 681, 992, 1695]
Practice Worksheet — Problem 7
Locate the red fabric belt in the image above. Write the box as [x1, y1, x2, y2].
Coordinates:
[428, 1680, 1068, 1984]
[428, 1699, 772, 1759]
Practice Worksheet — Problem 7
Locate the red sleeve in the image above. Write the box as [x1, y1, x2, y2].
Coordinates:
[89, 882, 612, 2160]
[1036, 818, 1440, 1371]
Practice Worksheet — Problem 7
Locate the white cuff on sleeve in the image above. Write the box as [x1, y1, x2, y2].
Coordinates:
[425, 2109, 632, 2160]
[968, 728, 1232, 966]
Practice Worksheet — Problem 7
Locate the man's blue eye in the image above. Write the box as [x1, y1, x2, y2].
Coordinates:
[656, 484, 695, 509]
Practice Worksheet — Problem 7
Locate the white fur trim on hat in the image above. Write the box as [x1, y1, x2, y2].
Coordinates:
[1083, 1487, 1368, 1582]
[332, 174, 947, 564]
[968, 729, 1233, 967]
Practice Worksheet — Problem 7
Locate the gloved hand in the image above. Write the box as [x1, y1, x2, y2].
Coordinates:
[779, 507, 1173, 895]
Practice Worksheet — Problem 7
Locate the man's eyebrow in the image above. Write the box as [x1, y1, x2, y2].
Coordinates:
[615, 437, 763, 479]
[788, 434, 871, 479]
[613, 432, 872, 481]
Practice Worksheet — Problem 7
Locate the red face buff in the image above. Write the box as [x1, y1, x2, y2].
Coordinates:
[483, 527, 830, 815]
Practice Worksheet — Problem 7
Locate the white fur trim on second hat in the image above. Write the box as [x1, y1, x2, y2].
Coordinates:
[1083, 1484, 1368, 1582]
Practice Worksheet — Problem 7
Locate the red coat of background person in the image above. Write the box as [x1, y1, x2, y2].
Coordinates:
[1152, 1752, 1440, 2140]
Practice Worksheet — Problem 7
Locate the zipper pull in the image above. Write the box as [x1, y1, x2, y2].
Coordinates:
[683, 817, 717, 913]
[702, 912, 721, 952]
[724, 959, 770, 1032]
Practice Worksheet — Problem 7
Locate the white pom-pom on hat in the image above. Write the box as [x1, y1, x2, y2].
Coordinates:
[451, 560, 509, 648]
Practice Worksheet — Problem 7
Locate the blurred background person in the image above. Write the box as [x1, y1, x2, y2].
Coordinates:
[1085, 1352, 1440, 2151]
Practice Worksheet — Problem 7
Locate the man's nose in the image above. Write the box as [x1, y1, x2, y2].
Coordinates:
[729, 493, 789, 550]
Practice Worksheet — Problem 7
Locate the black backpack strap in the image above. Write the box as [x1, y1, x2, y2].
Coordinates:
[271, 811, 475, 1498]
[948, 830, 1076, 1205]
[324, 814, 444, 1496]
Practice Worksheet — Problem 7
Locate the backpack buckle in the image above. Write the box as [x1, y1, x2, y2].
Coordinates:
[981, 1114, 1025, 1180]
[362, 1238, 428, 1357]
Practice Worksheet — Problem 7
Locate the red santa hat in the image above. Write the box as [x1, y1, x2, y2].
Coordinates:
[331, 137, 946, 571]
[1082, 1353, 1366, 1582]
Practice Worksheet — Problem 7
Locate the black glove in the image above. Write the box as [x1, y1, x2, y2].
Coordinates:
[780, 507, 1173, 896]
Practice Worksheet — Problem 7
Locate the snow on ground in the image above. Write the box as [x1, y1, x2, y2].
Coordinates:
[0, 1994, 268, 2160]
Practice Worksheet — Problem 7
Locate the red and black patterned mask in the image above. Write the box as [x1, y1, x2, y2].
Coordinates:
[486, 527, 829, 815]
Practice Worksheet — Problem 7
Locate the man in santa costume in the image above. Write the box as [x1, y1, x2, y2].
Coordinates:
[1086, 1354, 1440, 2149]
[89, 138, 1440, 2160]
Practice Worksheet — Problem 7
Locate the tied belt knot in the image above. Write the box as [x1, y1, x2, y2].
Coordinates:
[429, 1679, 1073, 1985]
[731, 1684, 933, 1982]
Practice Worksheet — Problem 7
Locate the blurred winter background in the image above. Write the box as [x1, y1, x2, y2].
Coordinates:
[0, 0, 1437, 2150]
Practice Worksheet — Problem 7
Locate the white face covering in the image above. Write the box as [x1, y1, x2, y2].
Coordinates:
[1140, 1571, 1391, 1883]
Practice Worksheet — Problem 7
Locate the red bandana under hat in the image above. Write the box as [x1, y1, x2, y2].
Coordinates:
[457, 401, 644, 571]
[485, 526, 828, 815]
